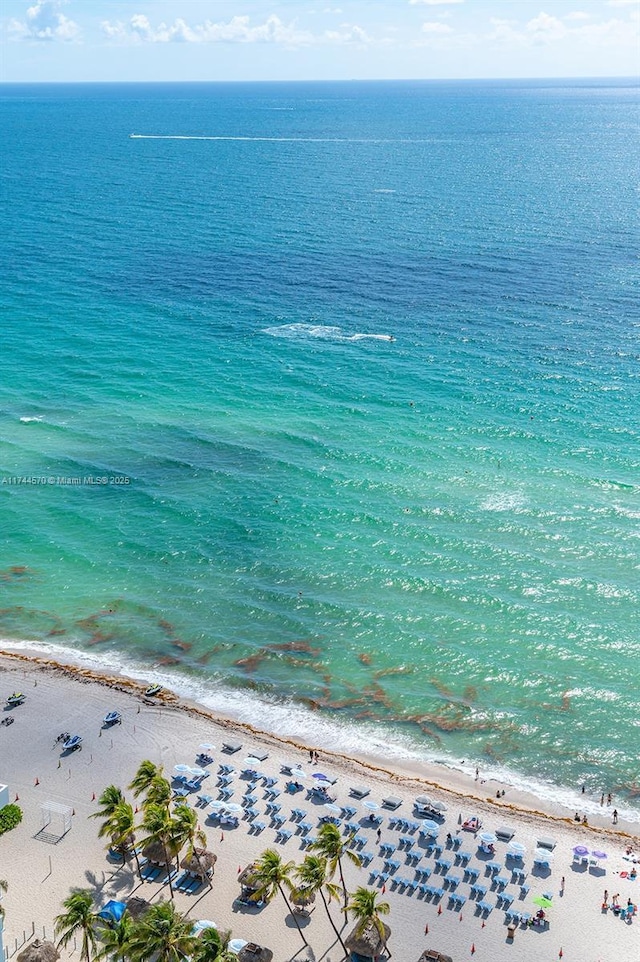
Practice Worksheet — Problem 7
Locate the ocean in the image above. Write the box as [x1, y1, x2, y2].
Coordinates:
[1, 78, 638, 817]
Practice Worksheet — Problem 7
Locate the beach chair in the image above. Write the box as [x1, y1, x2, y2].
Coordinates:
[252, 821, 266, 833]
[445, 874, 462, 890]
[417, 867, 432, 882]
[494, 875, 509, 890]
[406, 852, 422, 866]
[244, 807, 259, 821]
[277, 829, 292, 843]
[263, 776, 278, 788]
[404, 878, 419, 894]
[265, 802, 281, 814]
[360, 851, 375, 866]
[218, 788, 233, 801]
[242, 794, 258, 807]
[341, 805, 357, 819]
[222, 740, 242, 754]
[218, 764, 234, 775]
[369, 869, 380, 883]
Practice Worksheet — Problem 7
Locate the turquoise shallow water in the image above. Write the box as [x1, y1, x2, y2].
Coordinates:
[1, 79, 639, 814]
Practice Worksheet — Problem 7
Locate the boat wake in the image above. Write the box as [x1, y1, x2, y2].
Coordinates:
[262, 323, 395, 343]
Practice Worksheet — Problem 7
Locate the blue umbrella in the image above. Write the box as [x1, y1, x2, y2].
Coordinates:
[98, 900, 126, 923]
[313, 773, 331, 782]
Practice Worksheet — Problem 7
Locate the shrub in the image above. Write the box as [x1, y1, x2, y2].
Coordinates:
[0, 804, 22, 835]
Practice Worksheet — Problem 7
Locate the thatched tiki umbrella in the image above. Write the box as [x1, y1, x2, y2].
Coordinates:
[125, 896, 151, 920]
[17, 941, 60, 962]
[238, 863, 259, 888]
[418, 952, 453, 962]
[237, 946, 274, 962]
[291, 889, 316, 915]
[180, 848, 217, 879]
[345, 921, 391, 960]
[141, 840, 171, 865]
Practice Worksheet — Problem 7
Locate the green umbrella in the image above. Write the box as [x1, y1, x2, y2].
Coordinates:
[532, 896, 553, 909]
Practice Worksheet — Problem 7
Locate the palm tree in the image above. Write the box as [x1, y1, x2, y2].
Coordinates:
[193, 928, 235, 962]
[138, 804, 178, 899]
[128, 760, 163, 798]
[55, 890, 99, 962]
[311, 822, 362, 910]
[347, 887, 390, 953]
[90, 786, 125, 823]
[171, 803, 211, 888]
[109, 801, 142, 875]
[145, 776, 172, 810]
[294, 854, 346, 953]
[126, 902, 196, 962]
[251, 849, 308, 948]
[94, 911, 134, 962]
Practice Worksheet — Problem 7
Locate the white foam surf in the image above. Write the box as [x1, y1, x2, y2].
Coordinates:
[129, 134, 431, 144]
[19, 416, 44, 423]
[2, 637, 638, 823]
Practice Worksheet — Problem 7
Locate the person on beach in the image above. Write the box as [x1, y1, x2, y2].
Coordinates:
[376, 828, 382, 843]
[603, 889, 608, 905]
[607, 792, 612, 805]
[600, 793, 604, 805]
[612, 808, 618, 824]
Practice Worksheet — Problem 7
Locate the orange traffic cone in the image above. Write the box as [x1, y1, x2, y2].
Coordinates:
[559, 951, 563, 959]
[481, 921, 485, 928]
[438, 904, 442, 915]
[459, 913, 463, 921]
[425, 924, 429, 935]
[220, 832, 224, 842]
[34, 777, 39, 786]
[471, 945, 475, 956]
[14, 794, 19, 802]
[238, 865, 241, 873]
[72, 808, 75, 816]
[92, 792, 96, 801]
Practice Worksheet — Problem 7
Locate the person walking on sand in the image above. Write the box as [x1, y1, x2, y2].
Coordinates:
[612, 809, 618, 824]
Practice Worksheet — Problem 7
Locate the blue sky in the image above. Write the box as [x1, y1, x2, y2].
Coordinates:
[1, 0, 639, 82]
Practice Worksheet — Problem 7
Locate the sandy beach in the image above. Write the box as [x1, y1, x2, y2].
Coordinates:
[0, 649, 637, 962]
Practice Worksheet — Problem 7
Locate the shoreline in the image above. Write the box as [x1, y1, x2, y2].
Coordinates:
[0, 647, 638, 962]
[1, 645, 635, 838]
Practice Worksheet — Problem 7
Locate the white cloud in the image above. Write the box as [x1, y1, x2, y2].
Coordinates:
[410, 0, 462, 5]
[607, 0, 639, 7]
[526, 12, 566, 42]
[9, 0, 80, 42]
[564, 11, 591, 20]
[100, 13, 371, 46]
[422, 21, 453, 34]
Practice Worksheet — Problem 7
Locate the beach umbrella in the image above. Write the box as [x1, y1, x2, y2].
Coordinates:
[189, 766, 207, 778]
[198, 743, 214, 753]
[224, 802, 242, 813]
[534, 848, 555, 860]
[228, 940, 249, 954]
[209, 800, 228, 811]
[415, 794, 434, 807]
[508, 841, 526, 854]
[431, 801, 447, 812]
[313, 772, 331, 782]
[591, 850, 608, 861]
[324, 803, 342, 816]
[243, 757, 262, 768]
[192, 920, 217, 934]
[479, 832, 496, 844]
[421, 819, 441, 834]
[97, 900, 127, 923]
[290, 768, 307, 780]
[572, 845, 589, 856]
[362, 800, 380, 812]
[533, 896, 553, 909]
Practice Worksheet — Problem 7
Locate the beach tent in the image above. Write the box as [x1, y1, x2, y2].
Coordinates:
[97, 901, 127, 923]
[17, 942, 59, 962]
[345, 921, 391, 960]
